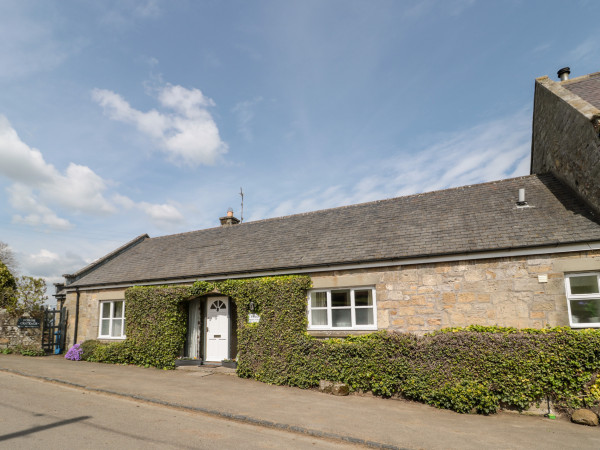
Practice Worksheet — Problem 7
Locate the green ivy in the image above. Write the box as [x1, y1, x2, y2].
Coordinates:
[80, 276, 600, 414]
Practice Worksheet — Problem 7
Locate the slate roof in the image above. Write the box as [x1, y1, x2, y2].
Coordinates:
[562, 71, 600, 109]
[66, 173, 600, 288]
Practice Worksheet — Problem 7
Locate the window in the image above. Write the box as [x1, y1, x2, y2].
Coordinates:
[99, 300, 125, 338]
[308, 287, 377, 330]
[565, 273, 600, 328]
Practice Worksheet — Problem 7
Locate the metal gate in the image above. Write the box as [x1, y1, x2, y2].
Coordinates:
[42, 307, 67, 354]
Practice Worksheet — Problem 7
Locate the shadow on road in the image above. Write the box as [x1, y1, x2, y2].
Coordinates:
[0, 416, 92, 441]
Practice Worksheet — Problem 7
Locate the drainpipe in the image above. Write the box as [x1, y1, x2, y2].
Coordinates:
[73, 288, 80, 345]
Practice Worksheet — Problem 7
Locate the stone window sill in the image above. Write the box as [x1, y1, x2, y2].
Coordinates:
[307, 330, 377, 338]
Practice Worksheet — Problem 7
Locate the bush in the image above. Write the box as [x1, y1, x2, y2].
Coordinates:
[14, 344, 45, 357]
[88, 341, 132, 365]
[80, 340, 101, 361]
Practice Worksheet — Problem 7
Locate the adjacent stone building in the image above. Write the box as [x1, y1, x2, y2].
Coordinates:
[58, 68, 600, 361]
[531, 69, 600, 214]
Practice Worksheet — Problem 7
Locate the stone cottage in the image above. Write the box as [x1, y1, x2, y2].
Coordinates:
[57, 68, 600, 362]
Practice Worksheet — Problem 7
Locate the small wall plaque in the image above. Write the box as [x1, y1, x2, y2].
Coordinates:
[248, 313, 260, 324]
[538, 274, 548, 283]
[17, 317, 41, 328]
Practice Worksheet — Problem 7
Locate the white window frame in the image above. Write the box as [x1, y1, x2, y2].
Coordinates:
[98, 300, 126, 339]
[307, 286, 377, 330]
[565, 273, 600, 328]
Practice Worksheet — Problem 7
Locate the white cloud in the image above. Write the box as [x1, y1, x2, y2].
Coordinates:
[9, 184, 72, 230]
[0, 117, 56, 183]
[92, 83, 228, 166]
[0, 115, 115, 228]
[19, 248, 92, 301]
[256, 109, 531, 219]
[113, 193, 183, 228]
[112, 193, 136, 209]
[138, 201, 184, 228]
[233, 97, 263, 142]
[0, 115, 185, 230]
[20, 249, 85, 278]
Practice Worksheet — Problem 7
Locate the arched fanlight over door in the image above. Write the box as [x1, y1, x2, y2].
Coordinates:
[209, 300, 227, 312]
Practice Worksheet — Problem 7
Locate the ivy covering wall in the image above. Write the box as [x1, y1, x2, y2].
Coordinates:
[88, 286, 190, 369]
[82, 275, 600, 414]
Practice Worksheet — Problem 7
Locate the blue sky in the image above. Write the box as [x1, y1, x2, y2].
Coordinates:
[1, 0, 599, 296]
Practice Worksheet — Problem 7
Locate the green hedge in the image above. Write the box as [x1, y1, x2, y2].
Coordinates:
[237, 320, 600, 413]
[80, 276, 600, 414]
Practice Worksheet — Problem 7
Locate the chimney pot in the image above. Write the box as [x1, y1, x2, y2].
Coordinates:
[557, 67, 570, 82]
[517, 188, 527, 206]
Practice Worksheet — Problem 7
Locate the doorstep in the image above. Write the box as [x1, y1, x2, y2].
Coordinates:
[175, 363, 236, 375]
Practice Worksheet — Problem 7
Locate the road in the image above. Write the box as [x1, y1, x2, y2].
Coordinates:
[0, 372, 355, 449]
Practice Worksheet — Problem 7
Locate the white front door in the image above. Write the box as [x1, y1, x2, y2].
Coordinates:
[205, 297, 229, 362]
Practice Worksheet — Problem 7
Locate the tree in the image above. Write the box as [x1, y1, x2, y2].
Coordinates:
[0, 261, 17, 309]
[0, 241, 18, 275]
[15, 276, 47, 314]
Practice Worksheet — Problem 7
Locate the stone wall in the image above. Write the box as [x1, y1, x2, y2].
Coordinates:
[63, 249, 600, 342]
[0, 309, 43, 349]
[311, 249, 600, 335]
[63, 287, 127, 345]
[531, 76, 600, 214]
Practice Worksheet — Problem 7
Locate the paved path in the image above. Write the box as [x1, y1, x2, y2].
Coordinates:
[1, 354, 599, 449]
[0, 372, 347, 449]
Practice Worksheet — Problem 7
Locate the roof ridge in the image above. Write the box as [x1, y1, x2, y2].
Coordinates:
[561, 71, 600, 86]
[148, 173, 545, 241]
[63, 233, 149, 280]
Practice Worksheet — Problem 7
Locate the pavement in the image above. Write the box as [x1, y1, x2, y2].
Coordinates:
[1, 354, 600, 449]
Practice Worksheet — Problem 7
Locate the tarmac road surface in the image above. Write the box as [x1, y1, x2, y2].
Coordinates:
[2, 355, 600, 449]
[0, 372, 354, 449]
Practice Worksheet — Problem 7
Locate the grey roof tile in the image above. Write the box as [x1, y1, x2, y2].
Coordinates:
[563, 72, 600, 109]
[68, 174, 600, 288]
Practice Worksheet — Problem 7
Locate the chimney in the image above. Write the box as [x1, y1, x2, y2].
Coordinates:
[219, 207, 240, 226]
[516, 188, 527, 206]
[557, 67, 570, 82]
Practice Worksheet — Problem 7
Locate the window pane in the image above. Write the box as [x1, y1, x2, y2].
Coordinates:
[570, 299, 600, 323]
[570, 276, 599, 295]
[111, 319, 123, 337]
[101, 318, 110, 336]
[311, 310, 328, 326]
[101, 302, 111, 319]
[331, 290, 350, 307]
[311, 292, 327, 308]
[113, 301, 124, 318]
[355, 290, 372, 306]
[332, 309, 351, 327]
[356, 308, 374, 325]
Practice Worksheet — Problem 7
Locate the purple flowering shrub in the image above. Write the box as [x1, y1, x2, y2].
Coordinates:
[65, 343, 83, 361]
